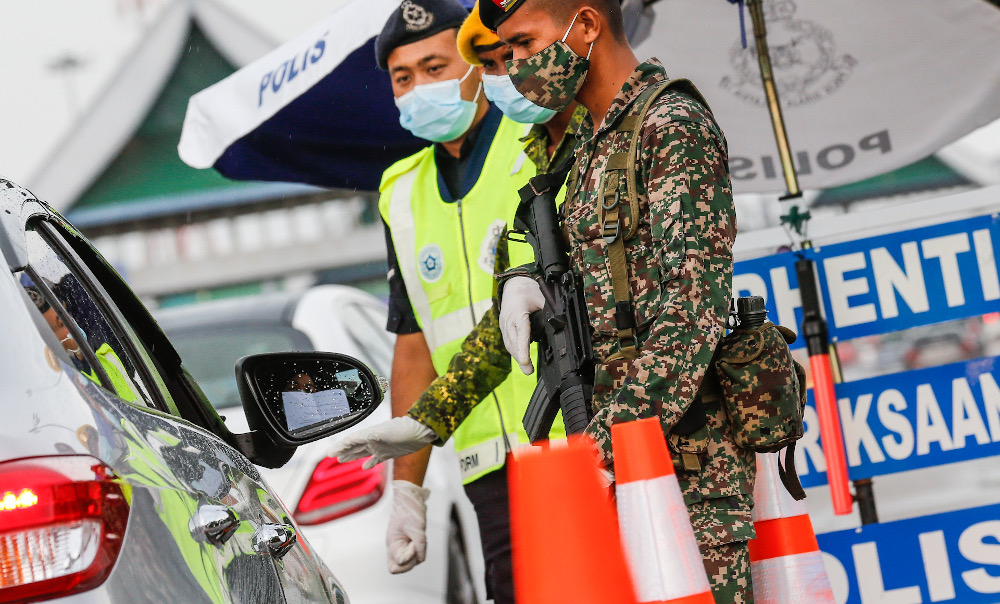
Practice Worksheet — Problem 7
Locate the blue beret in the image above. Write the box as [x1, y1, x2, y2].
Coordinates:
[376, 0, 470, 70]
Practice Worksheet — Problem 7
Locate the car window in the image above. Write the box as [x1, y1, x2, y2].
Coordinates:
[18, 271, 104, 382]
[169, 324, 313, 410]
[18, 225, 157, 408]
[338, 301, 394, 376]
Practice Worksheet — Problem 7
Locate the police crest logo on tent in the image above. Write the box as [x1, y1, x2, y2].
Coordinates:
[418, 243, 445, 282]
[719, 0, 856, 108]
[401, 0, 434, 32]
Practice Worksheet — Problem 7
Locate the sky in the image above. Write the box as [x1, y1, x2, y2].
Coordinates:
[0, 0, 343, 191]
[1, 0, 170, 184]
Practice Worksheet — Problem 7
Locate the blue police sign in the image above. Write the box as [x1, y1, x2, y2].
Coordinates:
[819, 502, 1000, 603]
[734, 213, 1000, 349]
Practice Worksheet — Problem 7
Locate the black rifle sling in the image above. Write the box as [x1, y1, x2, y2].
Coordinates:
[518, 154, 575, 206]
[600, 78, 712, 362]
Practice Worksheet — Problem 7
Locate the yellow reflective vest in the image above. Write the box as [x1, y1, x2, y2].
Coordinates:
[379, 110, 565, 484]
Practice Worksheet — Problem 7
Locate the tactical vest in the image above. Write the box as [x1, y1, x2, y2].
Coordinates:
[379, 114, 565, 484]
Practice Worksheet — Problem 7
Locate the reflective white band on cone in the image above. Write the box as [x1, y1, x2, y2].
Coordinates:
[753, 452, 808, 522]
[749, 453, 835, 603]
[752, 554, 834, 603]
[617, 473, 713, 603]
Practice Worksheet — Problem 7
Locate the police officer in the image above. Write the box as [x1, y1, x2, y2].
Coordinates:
[331, 1, 566, 600]
[332, 7, 587, 464]
[482, 0, 756, 599]
[331, 3, 594, 599]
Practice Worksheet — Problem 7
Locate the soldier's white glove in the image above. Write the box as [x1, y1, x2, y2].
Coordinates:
[329, 416, 437, 469]
[387, 480, 430, 574]
[499, 276, 544, 375]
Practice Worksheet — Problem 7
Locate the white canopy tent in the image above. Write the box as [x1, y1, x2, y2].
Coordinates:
[629, 0, 1000, 194]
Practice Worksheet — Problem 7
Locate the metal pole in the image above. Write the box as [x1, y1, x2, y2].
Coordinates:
[746, 0, 801, 199]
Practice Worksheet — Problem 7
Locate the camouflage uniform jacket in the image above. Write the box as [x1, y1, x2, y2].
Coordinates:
[406, 108, 585, 443]
[520, 105, 588, 173]
[546, 60, 753, 549]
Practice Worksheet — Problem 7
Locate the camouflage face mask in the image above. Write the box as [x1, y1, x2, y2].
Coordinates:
[506, 12, 594, 112]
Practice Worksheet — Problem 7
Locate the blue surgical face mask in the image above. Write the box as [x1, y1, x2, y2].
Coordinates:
[395, 65, 482, 142]
[481, 74, 557, 124]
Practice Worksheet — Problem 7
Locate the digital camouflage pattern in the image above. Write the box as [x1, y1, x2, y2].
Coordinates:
[512, 60, 757, 553]
[407, 115, 581, 442]
[507, 40, 589, 112]
[520, 104, 587, 173]
[702, 538, 754, 603]
[410, 307, 513, 442]
[715, 322, 805, 452]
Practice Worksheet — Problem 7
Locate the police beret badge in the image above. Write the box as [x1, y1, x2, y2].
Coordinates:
[401, 0, 434, 32]
[375, 0, 470, 69]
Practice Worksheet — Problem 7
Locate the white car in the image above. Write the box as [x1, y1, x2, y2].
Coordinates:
[157, 285, 486, 604]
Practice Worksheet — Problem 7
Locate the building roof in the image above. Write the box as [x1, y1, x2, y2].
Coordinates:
[74, 24, 245, 212]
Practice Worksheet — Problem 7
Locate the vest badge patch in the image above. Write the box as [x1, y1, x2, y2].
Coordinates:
[418, 243, 445, 283]
[478, 219, 508, 274]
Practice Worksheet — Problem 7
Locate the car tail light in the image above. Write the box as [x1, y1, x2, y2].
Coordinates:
[294, 457, 386, 525]
[0, 456, 129, 603]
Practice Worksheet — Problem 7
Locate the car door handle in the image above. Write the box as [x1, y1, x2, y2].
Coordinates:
[253, 523, 297, 559]
[189, 504, 240, 545]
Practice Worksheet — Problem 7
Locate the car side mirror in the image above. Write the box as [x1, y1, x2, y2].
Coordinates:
[236, 352, 385, 450]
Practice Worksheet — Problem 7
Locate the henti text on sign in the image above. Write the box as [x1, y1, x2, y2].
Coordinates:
[734, 214, 1000, 348]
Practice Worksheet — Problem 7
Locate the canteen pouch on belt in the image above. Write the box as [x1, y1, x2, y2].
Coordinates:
[714, 320, 807, 499]
[714, 321, 805, 452]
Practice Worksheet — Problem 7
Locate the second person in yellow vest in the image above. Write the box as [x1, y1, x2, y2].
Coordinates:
[328, 1, 566, 601]
[329, 2, 589, 601]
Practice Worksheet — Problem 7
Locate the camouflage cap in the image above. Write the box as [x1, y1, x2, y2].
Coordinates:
[375, 0, 470, 70]
[478, 0, 526, 31]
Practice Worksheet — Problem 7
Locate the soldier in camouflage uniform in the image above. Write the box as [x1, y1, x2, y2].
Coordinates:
[479, 0, 756, 599]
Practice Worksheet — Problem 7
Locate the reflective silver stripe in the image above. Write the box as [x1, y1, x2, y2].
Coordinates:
[97, 346, 148, 402]
[424, 299, 492, 351]
[617, 474, 712, 600]
[387, 170, 434, 329]
[509, 124, 533, 176]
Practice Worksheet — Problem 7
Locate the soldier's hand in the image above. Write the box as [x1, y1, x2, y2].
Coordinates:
[386, 480, 430, 574]
[499, 276, 544, 375]
[328, 416, 437, 469]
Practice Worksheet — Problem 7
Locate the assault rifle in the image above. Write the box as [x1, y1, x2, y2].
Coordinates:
[510, 162, 594, 442]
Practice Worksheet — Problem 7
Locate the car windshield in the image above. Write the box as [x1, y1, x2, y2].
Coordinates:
[171, 324, 314, 410]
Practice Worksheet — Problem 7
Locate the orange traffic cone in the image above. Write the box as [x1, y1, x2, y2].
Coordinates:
[509, 439, 638, 604]
[748, 452, 835, 603]
[612, 418, 714, 604]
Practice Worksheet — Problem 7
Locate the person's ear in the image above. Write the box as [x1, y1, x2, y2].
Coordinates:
[576, 6, 601, 45]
